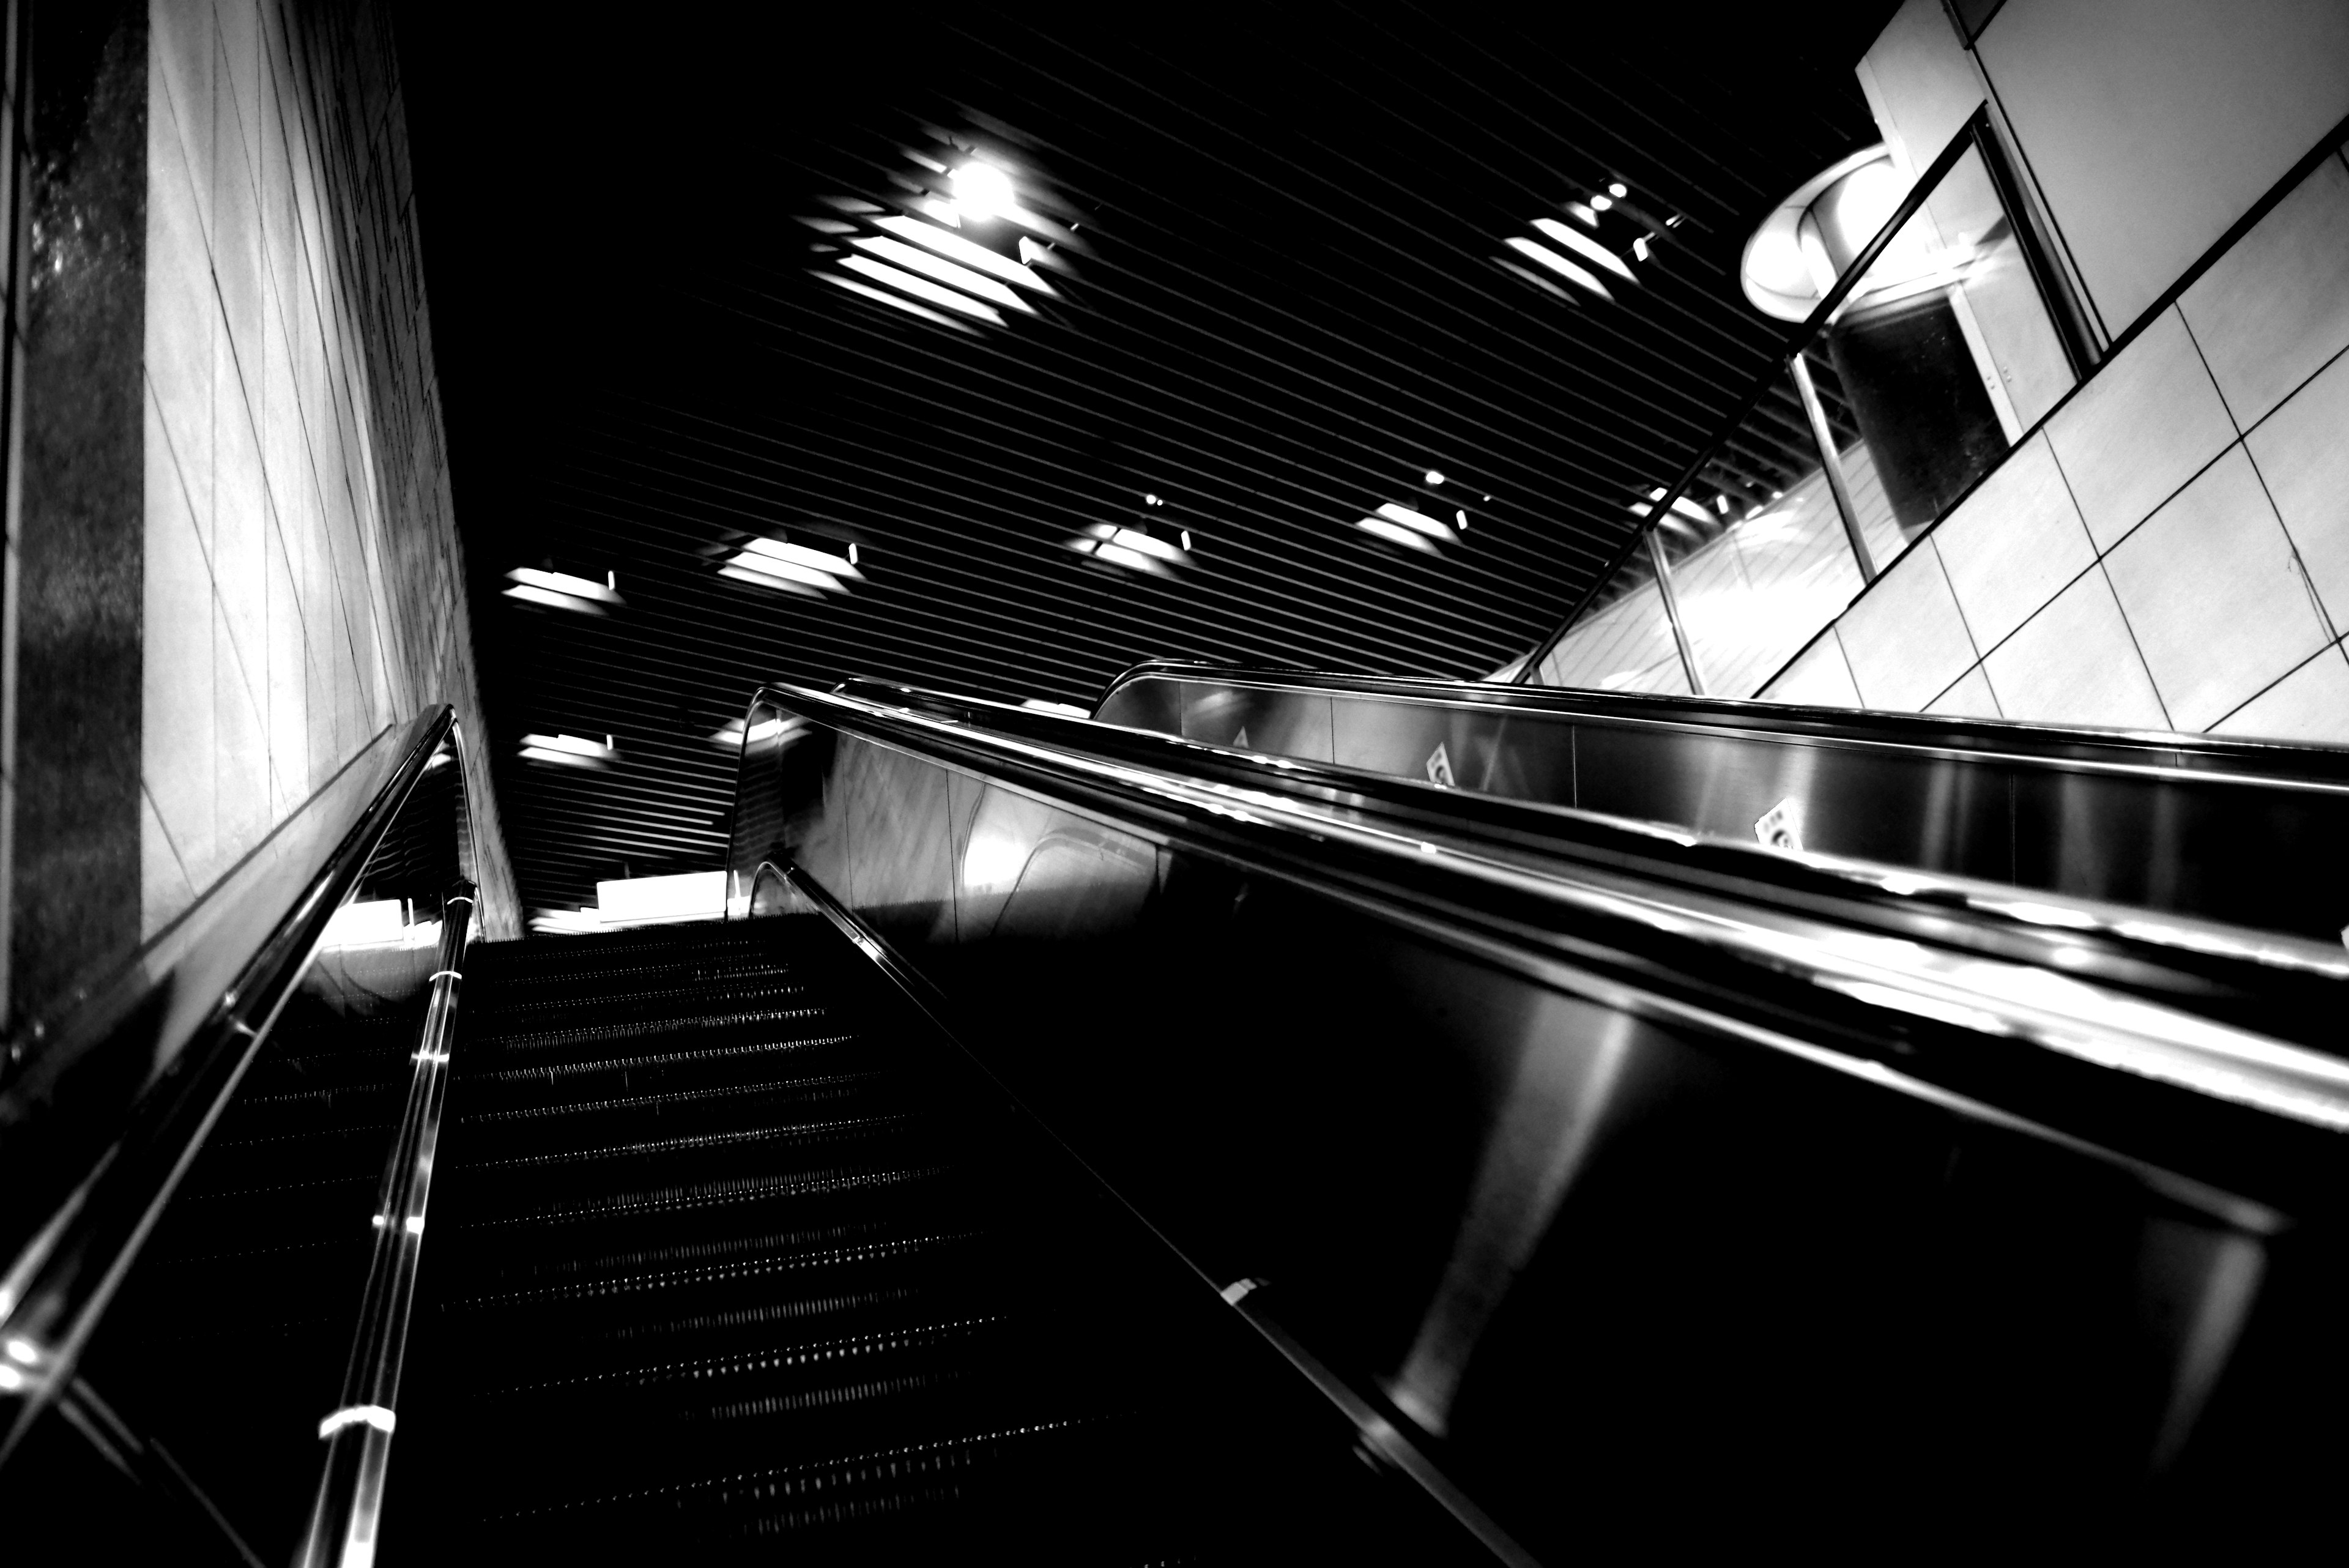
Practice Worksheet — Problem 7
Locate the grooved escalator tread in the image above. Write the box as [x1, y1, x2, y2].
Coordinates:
[382, 918, 1411, 1564]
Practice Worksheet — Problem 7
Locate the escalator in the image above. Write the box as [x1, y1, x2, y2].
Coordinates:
[383, 918, 1421, 1559]
[5, 676, 2348, 1562]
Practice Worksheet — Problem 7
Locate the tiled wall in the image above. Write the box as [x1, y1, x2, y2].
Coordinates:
[1761, 145, 2349, 747]
[140, 0, 514, 935]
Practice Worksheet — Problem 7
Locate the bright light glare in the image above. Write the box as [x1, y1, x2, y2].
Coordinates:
[1020, 699, 1089, 717]
[839, 254, 1006, 325]
[597, 871, 726, 929]
[722, 537, 861, 598]
[321, 899, 406, 947]
[851, 236, 1031, 311]
[1590, 193, 1614, 211]
[711, 715, 803, 750]
[741, 536, 863, 581]
[1424, 469, 1445, 485]
[1376, 502, 1449, 539]
[4, 1338, 38, 1365]
[951, 161, 1017, 222]
[1357, 516, 1441, 554]
[1532, 218, 1636, 281]
[1607, 180, 1628, 198]
[503, 568, 622, 614]
[1504, 236, 1614, 301]
[1455, 510, 1468, 531]
[0, 1366, 23, 1392]
[875, 215, 1055, 294]
[519, 733, 616, 769]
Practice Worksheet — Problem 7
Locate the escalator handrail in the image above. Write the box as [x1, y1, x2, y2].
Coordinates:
[743, 682, 2349, 1206]
[1089, 660, 2349, 790]
[296, 880, 477, 1568]
[834, 675, 2349, 1007]
[0, 705, 459, 1465]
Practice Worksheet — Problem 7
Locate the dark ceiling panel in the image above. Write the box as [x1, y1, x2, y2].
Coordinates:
[398, 5, 1896, 917]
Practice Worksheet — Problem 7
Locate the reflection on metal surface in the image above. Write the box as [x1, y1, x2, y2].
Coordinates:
[724, 675, 2349, 1553]
[1390, 1006, 1635, 1437]
[1097, 663, 2349, 946]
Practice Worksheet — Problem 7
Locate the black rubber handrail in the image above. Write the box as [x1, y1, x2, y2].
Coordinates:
[0, 705, 459, 1465]
[1087, 659, 2349, 788]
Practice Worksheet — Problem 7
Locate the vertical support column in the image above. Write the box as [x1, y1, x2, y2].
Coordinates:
[1789, 351, 1877, 585]
[1645, 526, 1706, 696]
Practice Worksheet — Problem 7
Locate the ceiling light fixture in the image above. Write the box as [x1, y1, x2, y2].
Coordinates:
[1504, 236, 1615, 302]
[504, 567, 622, 615]
[950, 160, 1017, 223]
[1064, 522, 1193, 578]
[1532, 217, 1636, 281]
[719, 534, 866, 598]
[519, 733, 617, 770]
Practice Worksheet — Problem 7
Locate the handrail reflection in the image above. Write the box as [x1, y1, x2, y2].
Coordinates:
[296, 882, 477, 1568]
[0, 707, 458, 1467]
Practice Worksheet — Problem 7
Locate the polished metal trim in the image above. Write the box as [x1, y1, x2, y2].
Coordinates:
[778, 862, 1544, 1567]
[1093, 662, 2349, 795]
[1788, 349, 1876, 582]
[0, 707, 459, 1468]
[1644, 527, 1708, 694]
[752, 681, 2349, 1143]
[295, 881, 476, 1568]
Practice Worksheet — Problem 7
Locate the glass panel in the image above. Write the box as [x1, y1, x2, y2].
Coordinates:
[1529, 130, 2079, 701]
[1534, 546, 1690, 694]
[1824, 143, 2073, 537]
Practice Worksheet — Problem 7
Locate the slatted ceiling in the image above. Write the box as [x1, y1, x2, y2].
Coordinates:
[401, 6, 1893, 914]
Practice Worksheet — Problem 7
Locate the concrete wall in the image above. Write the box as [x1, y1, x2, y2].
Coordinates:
[139, 0, 513, 942]
[1762, 146, 2349, 745]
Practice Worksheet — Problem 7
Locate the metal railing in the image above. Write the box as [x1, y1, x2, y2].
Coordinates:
[297, 882, 476, 1568]
[0, 706, 467, 1564]
[1517, 106, 2096, 698]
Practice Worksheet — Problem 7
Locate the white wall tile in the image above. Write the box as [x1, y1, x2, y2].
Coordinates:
[212, 387, 268, 703]
[1926, 664, 2003, 719]
[1827, 540, 1978, 711]
[264, 518, 308, 814]
[1758, 630, 1863, 708]
[2179, 154, 2349, 429]
[2244, 346, 2349, 636]
[2102, 445, 2332, 730]
[143, 401, 218, 883]
[144, 146, 215, 548]
[2210, 643, 2349, 745]
[2045, 310, 2238, 551]
[149, 0, 215, 242]
[140, 788, 198, 939]
[211, 605, 270, 886]
[1982, 568, 2169, 729]
[1975, 0, 2349, 334]
[210, 59, 264, 374]
[1928, 431, 2097, 651]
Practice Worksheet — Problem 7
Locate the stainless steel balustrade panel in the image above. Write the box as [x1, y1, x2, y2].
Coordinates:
[1097, 669, 2349, 942]
[727, 685, 2349, 1559]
